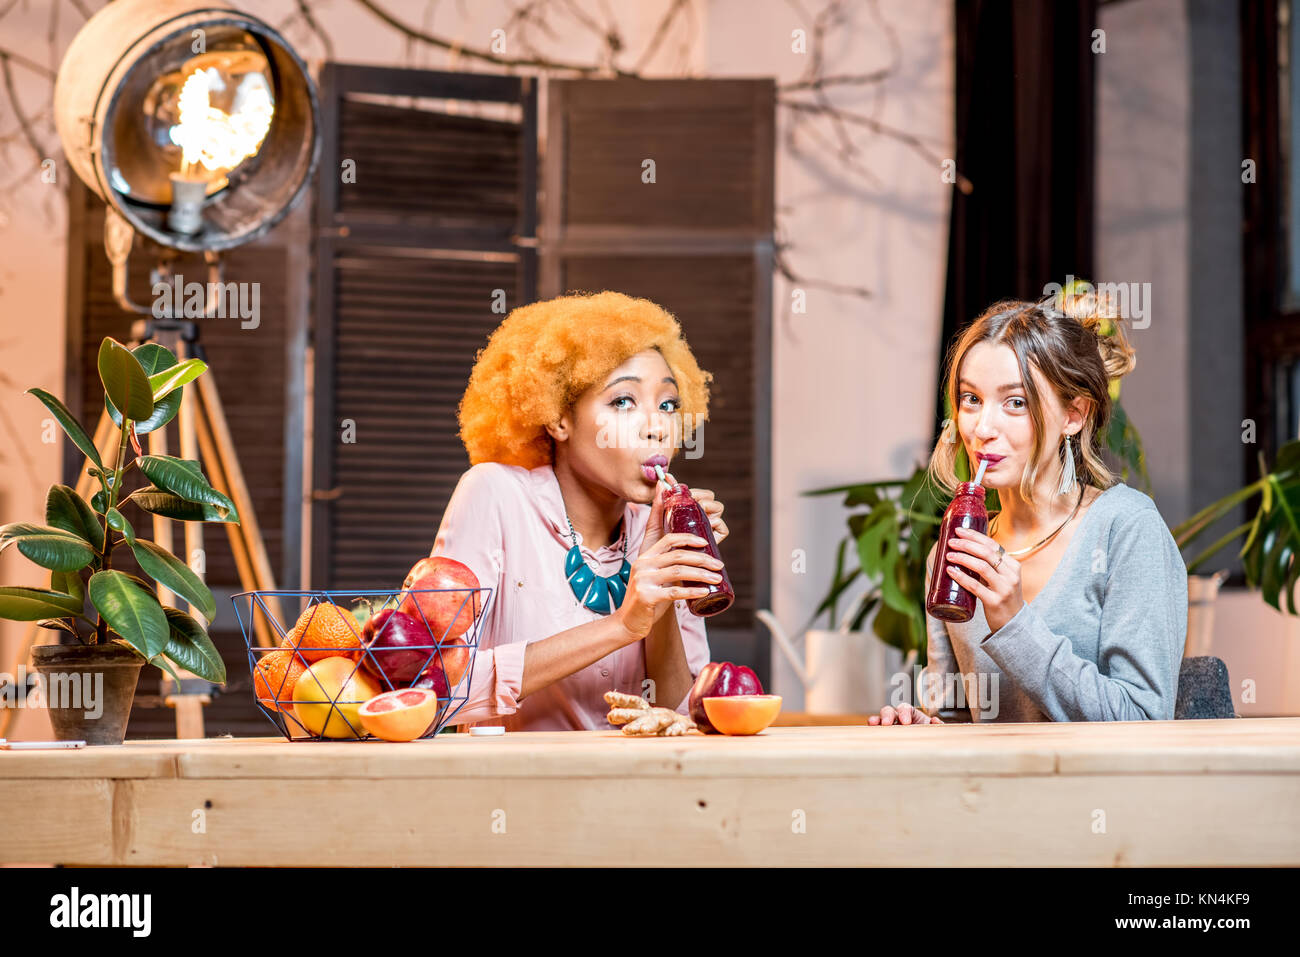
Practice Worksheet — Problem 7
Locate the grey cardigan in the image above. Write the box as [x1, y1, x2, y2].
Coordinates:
[920, 482, 1188, 722]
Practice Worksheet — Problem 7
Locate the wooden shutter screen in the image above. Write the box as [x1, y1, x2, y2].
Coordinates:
[542, 78, 775, 684]
[312, 65, 538, 589]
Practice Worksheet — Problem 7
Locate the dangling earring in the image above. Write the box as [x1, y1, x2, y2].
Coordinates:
[1058, 433, 1078, 496]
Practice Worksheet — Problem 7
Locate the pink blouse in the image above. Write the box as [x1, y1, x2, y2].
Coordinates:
[425, 461, 712, 731]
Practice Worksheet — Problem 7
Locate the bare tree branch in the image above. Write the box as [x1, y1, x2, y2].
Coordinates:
[779, 69, 891, 92]
[0, 54, 49, 164]
[632, 0, 688, 73]
[506, 1, 563, 46]
[352, 0, 624, 74]
[295, 0, 336, 60]
[774, 242, 873, 301]
[780, 97, 973, 194]
[0, 155, 44, 196]
[0, 46, 56, 80]
[784, 108, 882, 186]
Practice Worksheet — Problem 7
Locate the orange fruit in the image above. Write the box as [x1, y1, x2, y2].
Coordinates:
[282, 603, 363, 662]
[702, 694, 783, 735]
[359, 688, 439, 742]
[253, 648, 308, 713]
[292, 656, 382, 739]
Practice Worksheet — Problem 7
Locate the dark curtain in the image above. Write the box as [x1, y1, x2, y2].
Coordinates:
[936, 0, 1099, 441]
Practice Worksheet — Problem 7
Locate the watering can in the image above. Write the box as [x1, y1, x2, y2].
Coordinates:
[1186, 569, 1229, 658]
[757, 592, 918, 715]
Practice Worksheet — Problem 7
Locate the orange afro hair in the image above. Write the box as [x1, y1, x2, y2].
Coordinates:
[457, 290, 713, 468]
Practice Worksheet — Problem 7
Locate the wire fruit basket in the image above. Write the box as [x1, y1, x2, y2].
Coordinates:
[232, 585, 493, 742]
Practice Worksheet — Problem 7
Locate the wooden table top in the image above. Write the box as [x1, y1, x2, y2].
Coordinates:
[5, 717, 1298, 779]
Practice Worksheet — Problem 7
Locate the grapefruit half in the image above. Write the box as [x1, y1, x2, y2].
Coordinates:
[702, 694, 783, 735]
[359, 687, 440, 742]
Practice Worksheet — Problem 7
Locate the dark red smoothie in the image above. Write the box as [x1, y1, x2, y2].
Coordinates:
[925, 481, 989, 622]
[661, 483, 735, 617]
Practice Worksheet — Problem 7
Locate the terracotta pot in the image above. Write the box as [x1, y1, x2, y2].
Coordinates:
[29, 642, 144, 746]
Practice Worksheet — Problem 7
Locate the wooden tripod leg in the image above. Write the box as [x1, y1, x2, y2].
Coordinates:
[193, 370, 282, 613]
[193, 365, 285, 628]
[190, 387, 280, 649]
[152, 335, 212, 739]
[0, 406, 121, 739]
[174, 337, 206, 626]
[165, 694, 211, 739]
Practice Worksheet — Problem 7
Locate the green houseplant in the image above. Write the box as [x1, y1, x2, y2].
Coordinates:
[1171, 439, 1300, 614]
[0, 337, 233, 745]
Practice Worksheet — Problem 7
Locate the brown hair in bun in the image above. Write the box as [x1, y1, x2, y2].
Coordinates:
[1056, 281, 1138, 382]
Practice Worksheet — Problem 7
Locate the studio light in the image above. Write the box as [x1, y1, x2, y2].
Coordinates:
[54, 0, 319, 254]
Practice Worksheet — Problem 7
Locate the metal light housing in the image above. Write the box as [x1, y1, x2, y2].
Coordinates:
[55, 0, 319, 252]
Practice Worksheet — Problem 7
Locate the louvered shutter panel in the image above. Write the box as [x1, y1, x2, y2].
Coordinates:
[543, 79, 774, 684]
[312, 65, 538, 589]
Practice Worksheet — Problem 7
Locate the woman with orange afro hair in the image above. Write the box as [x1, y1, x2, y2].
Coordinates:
[414, 290, 731, 732]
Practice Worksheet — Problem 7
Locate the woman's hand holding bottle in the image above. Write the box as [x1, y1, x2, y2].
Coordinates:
[614, 532, 724, 639]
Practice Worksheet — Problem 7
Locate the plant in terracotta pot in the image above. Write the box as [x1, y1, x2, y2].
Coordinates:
[0, 338, 232, 745]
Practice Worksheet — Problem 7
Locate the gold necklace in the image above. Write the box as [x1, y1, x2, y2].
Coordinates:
[990, 485, 1086, 558]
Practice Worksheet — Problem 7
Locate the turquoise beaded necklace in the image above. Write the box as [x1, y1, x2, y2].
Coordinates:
[563, 514, 630, 614]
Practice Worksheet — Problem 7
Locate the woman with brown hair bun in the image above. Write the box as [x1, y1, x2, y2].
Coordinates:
[418, 290, 730, 731]
[871, 284, 1188, 725]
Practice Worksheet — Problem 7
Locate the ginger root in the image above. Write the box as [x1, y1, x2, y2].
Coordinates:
[604, 691, 649, 712]
[604, 690, 700, 736]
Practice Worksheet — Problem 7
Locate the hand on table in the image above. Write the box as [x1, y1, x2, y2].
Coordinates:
[868, 703, 943, 725]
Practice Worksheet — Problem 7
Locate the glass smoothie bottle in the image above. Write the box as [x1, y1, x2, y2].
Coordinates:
[925, 481, 989, 622]
[661, 483, 735, 617]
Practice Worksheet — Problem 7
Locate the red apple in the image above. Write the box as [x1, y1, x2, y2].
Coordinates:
[411, 662, 449, 699]
[360, 608, 437, 687]
[399, 556, 481, 639]
[398, 556, 481, 686]
[688, 661, 764, 733]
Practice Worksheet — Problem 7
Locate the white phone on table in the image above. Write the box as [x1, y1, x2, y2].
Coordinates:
[0, 740, 86, 749]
